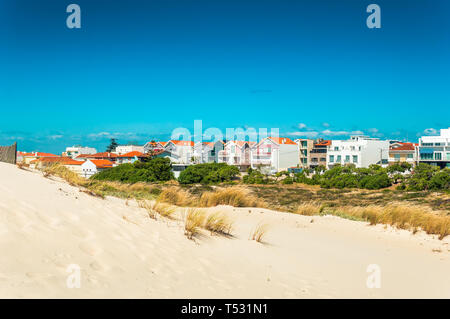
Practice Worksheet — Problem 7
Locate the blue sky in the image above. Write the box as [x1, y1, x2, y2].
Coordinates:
[0, 0, 449, 153]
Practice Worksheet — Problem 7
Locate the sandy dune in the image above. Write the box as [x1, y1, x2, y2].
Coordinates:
[0, 162, 449, 298]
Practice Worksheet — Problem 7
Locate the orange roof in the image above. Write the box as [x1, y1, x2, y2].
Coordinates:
[228, 141, 256, 148]
[315, 140, 331, 146]
[160, 142, 168, 146]
[118, 151, 145, 158]
[23, 152, 59, 157]
[89, 159, 114, 168]
[268, 137, 296, 145]
[169, 140, 194, 147]
[390, 143, 416, 151]
[84, 152, 118, 158]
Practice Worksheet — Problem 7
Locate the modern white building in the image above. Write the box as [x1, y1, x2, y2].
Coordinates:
[114, 145, 144, 155]
[250, 137, 299, 173]
[418, 127, 450, 168]
[326, 136, 389, 169]
[64, 146, 97, 159]
[143, 141, 167, 154]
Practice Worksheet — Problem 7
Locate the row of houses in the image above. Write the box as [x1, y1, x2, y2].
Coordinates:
[17, 127, 450, 178]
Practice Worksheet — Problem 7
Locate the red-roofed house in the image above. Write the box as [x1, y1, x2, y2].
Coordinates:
[250, 137, 299, 172]
[81, 159, 114, 178]
[389, 142, 418, 166]
[193, 141, 224, 164]
[76, 152, 119, 162]
[218, 141, 256, 170]
[116, 151, 148, 164]
[164, 140, 195, 164]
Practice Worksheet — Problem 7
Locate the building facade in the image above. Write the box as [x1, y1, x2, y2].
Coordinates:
[309, 140, 330, 168]
[250, 137, 299, 173]
[295, 139, 314, 168]
[63, 146, 97, 159]
[193, 141, 224, 164]
[388, 142, 417, 166]
[326, 136, 389, 169]
[218, 141, 254, 170]
[417, 128, 450, 168]
[164, 140, 195, 164]
[114, 145, 144, 155]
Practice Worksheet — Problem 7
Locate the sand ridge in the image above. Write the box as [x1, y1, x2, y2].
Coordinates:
[0, 162, 449, 298]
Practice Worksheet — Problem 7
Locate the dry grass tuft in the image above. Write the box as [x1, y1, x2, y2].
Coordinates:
[199, 186, 265, 208]
[152, 201, 177, 219]
[204, 211, 234, 235]
[295, 202, 323, 216]
[17, 161, 29, 170]
[250, 222, 270, 243]
[41, 163, 86, 186]
[138, 200, 158, 220]
[184, 208, 206, 239]
[158, 186, 193, 206]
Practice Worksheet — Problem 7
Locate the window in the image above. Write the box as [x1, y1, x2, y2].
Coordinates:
[353, 155, 358, 163]
[301, 141, 307, 147]
[407, 154, 413, 159]
[231, 146, 236, 153]
[301, 158, 307, 164]
[422, 143, 433, 146]
[345, 155, 350, 163]
[320, 158, 326, 162]
[334, 146, 339, 151]
[420, 153, 433, 160]
[435, 153, 442, 160]
[447, 153, 450, 161]
[336, 155, 341, 162]
[394, 154, 401, 160]
[329, 155, 334, 163]
[350, 146, 355, 151]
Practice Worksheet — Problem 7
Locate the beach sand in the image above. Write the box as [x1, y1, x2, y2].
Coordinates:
[0, 162, 449, 298]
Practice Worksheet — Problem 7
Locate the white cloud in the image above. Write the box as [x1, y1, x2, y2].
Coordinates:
[321, 129, 364, 136]
[49, 135, 63, 140]
[423, 128, 438, 136]
[297, 123, 307, 129]
[322, 122, 330, 128]
[287, 131, 319, 138]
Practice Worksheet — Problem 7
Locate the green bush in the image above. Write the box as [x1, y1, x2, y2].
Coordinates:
[243, 168, 270, 184]
[91, 158, 174, 183]
[178, 163, 240, 184]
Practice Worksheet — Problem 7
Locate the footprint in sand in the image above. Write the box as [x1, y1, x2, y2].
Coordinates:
[79, 242, 102, 256]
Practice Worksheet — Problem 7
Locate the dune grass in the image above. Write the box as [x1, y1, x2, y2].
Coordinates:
[158, 186, 193, 206]
[199, 186, 265, 208]
[204, 211, 234, 235]
[295, 202, 323, 216]
[184, 208, 206, 239]
[250, 222, 270, 243]
[296, 203, 450, 240]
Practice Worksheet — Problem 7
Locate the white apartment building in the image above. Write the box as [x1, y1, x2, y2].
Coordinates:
[64, 146, 97, 158]
[164, 140, 195, 164]
[114, 145, 144, 155]
[295, 139, 314, 168]
[251, 137, 299, 173]
[418, 127, 450, 168]
[326, 136, 389, 169]
[80, 159, 113, 178]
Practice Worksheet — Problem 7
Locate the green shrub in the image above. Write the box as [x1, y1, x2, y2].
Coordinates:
[91, 158, 174, 183]
[178, 163, 240, 185]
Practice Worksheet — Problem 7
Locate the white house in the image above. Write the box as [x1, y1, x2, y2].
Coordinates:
[114, 145, 144, 155]
[193, 141, 224, 164]
[218, 141, 255, 170]
[417, 127, 450, 168]
[143, 141, 167, 154]
[63, 146, 97, 159]
[164, 140, 194, 164]
[250, 137, 299, 173]
[81, 159, 113, 178]
[326, 136, 390, 169]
